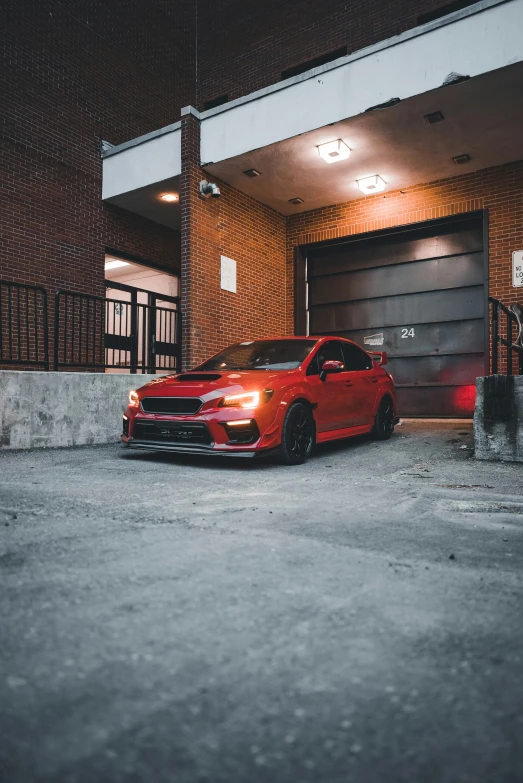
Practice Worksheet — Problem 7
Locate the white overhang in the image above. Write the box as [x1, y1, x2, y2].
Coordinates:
[200, 0, 523, 164]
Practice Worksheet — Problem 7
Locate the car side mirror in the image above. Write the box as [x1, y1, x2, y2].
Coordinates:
[370, 351, 388, 366]
[320, 359, 344, 381]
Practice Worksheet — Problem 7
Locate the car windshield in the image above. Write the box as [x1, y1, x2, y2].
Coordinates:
[196, 339, 318, 371]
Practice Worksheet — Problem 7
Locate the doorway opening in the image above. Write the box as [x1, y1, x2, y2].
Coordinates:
[104, 254, 180, 374]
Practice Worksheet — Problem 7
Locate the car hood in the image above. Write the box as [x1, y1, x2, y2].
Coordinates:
[137, 369, 295, 402]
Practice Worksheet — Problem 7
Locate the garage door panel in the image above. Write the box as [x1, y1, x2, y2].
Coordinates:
[309, 253, 483, 306]
[388, 353, 485, 386]
[309, 224, 483, 278]
[396, 385, 477, 417]
[310, 286, 484, 334]
[337, 319, 485, 359]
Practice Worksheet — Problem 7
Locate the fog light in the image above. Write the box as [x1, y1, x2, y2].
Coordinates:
[222, 419, 260, 444]
[122, 414, 129, 437]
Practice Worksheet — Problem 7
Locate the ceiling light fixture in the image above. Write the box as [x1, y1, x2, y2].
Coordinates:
[159, 193, 179, 202]
[453, 153, 471, 165]
[105, 259, 130, 271]
[317, 139, 350, 163]
[357, 175, 386, 195]
[243, 168, 261, 178]
[288, 197, 304, 205]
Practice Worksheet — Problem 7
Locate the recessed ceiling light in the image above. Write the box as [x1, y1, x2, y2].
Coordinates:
[105, 259, 130, 271]
[159, 193, 179, 202]
[288, 197, 304, 205]
[243, 168, 261, 178]
[317, 139, 350, 163]
[424, 110, 444, 124]
[357, 175, 386, 195]
[453, 153, 471, 164]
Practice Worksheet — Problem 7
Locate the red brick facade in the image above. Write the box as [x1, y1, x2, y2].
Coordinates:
[198, 0, 472, 108]
[181, 113, 286, 369]
[286, 160, 523, 335]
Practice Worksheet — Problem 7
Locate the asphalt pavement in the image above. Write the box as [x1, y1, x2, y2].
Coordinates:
[1, 421, 522, 783]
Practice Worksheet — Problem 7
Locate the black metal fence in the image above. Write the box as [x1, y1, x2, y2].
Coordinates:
[54, 289, 181, 373]
[0, 280, 49, 369]
[489, 296, 523, 375]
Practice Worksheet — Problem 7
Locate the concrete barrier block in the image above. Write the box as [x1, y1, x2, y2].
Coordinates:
[474, 374, 523, 462]
[0, 371, 161, 450]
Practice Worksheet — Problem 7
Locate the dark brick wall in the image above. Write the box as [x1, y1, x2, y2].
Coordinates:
[1, 0, 194, 301]
[197, 0, 470, 109]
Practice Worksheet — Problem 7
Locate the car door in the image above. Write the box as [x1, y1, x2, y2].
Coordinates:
[306, 340, 353, 432]
[340, 342, 378, 426]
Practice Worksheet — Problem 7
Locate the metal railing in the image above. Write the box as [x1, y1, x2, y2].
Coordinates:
[489, 296, 523, 375]
[54, 289, 181, 373]
[0, 281, 49, 369]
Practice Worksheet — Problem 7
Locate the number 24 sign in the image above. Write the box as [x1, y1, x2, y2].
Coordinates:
[513, 250, 523, 288]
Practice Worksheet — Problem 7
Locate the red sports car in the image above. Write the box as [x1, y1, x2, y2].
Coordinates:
[122, 336, 396, 464]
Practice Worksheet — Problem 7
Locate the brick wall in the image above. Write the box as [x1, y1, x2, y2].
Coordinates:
[198, 0, 472, 108]
[286, 159, 523, 337]
[181, 114, 287, 369]
[1, 0, 193, 302]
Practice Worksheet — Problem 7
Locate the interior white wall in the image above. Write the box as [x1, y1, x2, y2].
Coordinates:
[106, 268, 179, 300]
[200, 0, 523, 164]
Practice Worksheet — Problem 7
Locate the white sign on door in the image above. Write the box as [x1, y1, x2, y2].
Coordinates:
[513, 250, 523, 287]
[220, 255, 236, 293]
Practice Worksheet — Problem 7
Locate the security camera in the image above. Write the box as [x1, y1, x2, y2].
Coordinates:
[200, 180, 221, 198]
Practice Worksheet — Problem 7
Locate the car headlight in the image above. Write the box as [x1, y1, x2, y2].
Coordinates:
[218, 389, 274, 408]
[129, 390, 139, 407]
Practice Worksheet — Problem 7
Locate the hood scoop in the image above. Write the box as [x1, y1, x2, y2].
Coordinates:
[176, 373, 222, 382]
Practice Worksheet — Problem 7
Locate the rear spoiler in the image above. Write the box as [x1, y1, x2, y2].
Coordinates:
[369, 351, 388, 366]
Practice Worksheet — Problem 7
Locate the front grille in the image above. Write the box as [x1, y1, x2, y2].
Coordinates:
[132, 421, 212, 446]
[140, 397, 202, 415]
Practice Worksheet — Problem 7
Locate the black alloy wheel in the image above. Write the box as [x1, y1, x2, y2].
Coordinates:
[372, 396, 395, 440]
[280, 402, 315, 464]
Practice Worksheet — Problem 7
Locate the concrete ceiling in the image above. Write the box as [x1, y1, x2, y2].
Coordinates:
[203, 61, 523, 216]
[105, 175, 181, 230]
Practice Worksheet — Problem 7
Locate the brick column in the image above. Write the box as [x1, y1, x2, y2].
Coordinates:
[180, 106, 201, 371]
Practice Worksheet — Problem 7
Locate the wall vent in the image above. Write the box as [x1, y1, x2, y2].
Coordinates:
[418, 0, 477, 26]
[424, 110, 444, 124]
[203, 94, 229, 111]
[281, 46, 348, 81]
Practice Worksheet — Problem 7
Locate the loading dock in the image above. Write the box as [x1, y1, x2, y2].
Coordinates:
[297, 213, 487, 417]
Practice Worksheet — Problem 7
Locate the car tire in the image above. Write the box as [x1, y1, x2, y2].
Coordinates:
[279, 402, 315, 465]
[371, 396, 395, 441]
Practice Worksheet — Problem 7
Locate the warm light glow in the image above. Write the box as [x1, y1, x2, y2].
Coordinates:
[220, 391, 260, 408]
[160, 193, 179, 202]
[226, 419, 252, 426]
[129, 390, 139, 406]
[105, 259, 130, 271]
[317, 139, 350, 163]
[357, 175, 386, 195]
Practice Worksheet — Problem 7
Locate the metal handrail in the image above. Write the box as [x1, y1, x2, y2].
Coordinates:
[489, 296, 523, 375]
[0, 280, 49, 369]
[54, 288, 181, 373]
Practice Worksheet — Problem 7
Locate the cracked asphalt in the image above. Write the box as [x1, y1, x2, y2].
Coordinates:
[1, 421, 523, 783]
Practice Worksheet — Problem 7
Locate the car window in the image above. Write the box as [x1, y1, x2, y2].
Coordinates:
[341, 342, 373, 371]
[196, 339, 318, 371]
[306, 340, 344, 375]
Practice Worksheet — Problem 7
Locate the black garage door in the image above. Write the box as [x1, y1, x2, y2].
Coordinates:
[302, 214, 487, 417]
